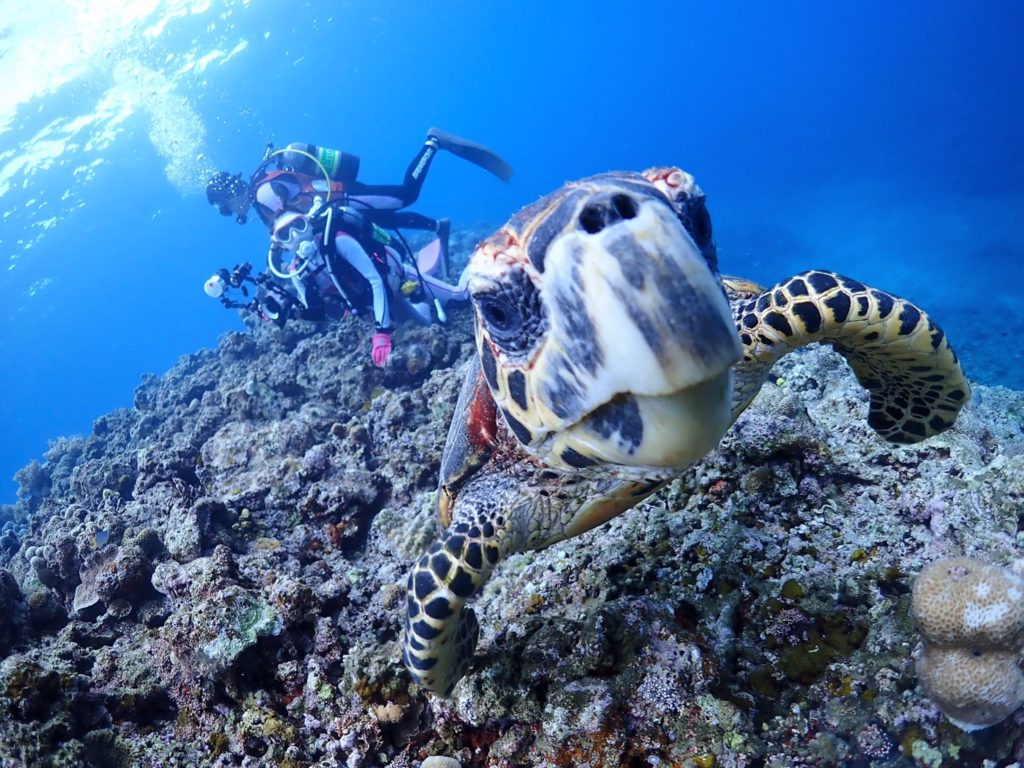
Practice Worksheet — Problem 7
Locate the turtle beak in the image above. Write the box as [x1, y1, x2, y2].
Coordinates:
[528, 188, 741, 474]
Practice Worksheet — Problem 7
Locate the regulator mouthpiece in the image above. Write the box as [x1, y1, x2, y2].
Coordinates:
[296, 240, 318, 260]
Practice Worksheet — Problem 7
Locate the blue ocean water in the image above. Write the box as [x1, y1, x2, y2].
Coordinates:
[0, 1, 1021, 504]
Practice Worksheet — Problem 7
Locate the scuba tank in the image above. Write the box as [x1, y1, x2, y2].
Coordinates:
[281, 143, 361, 185]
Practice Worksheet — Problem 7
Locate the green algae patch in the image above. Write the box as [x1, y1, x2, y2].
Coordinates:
[749, 665, 780, 697]
[909, 739, 944, 768]
[780, 578, 806, 600]
[197, 594, 283, 672]
[1, 657, 62, 720]
[777, 614, 868, 685]
[207, 731, 230, 758]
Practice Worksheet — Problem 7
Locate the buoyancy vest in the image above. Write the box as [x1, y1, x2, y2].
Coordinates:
[320, 205, 394, 280]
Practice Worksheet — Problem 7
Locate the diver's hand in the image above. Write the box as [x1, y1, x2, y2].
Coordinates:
[371, 332, 392, 368]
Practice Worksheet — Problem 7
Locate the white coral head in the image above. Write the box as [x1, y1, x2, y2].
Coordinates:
[421, 758, 462, 768]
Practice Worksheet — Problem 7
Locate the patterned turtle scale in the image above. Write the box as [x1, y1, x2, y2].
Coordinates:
[403, 168, 970, 696]
[724, 271, 968, 441]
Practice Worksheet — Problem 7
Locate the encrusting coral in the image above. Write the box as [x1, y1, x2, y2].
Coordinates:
[913, 556, 1024, 731]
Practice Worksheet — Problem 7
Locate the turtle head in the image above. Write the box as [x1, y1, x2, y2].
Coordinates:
[467, 171, 742, 478]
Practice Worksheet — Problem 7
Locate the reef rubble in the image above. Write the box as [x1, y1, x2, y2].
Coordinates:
[0, 298, 1022, 767]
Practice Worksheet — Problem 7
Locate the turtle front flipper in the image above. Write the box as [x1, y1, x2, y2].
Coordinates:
[403, 469, 665, 695]
[731, 270, 970, 442]
[403, 474, 522, 696]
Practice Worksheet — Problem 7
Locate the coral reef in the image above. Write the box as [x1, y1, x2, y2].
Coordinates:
[913, 557, 1024, 731]
[0, 284, 1022, 765]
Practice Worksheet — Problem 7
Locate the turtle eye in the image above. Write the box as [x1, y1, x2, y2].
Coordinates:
[685, 201, 718, 273]
[473, 268, 547, 357]
[689, 203, 712, 248]
[477, 295, 523, 339]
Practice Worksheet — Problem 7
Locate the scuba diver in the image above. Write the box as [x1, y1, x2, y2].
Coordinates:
[204, 128, 512, 367]
[206, 127, 512, 231]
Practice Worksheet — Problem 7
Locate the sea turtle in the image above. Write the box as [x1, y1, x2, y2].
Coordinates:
[402, 168, 970, 696]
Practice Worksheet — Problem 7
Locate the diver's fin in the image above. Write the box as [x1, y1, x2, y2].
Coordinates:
[428, 127, 513, 183]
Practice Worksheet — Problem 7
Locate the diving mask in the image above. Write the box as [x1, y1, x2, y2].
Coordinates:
[272, 211, 313, 251]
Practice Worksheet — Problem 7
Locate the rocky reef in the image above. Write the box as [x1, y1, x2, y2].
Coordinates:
[1, 293, 1022, 766]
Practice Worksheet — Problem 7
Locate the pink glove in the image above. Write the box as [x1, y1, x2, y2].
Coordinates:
[371, 331, 392, 368]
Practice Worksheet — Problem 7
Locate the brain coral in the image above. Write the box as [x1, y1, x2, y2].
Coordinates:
[913, 556, 1024, 731]
[913, 557, 1024, 648]
[917, 646, 1024, 731]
